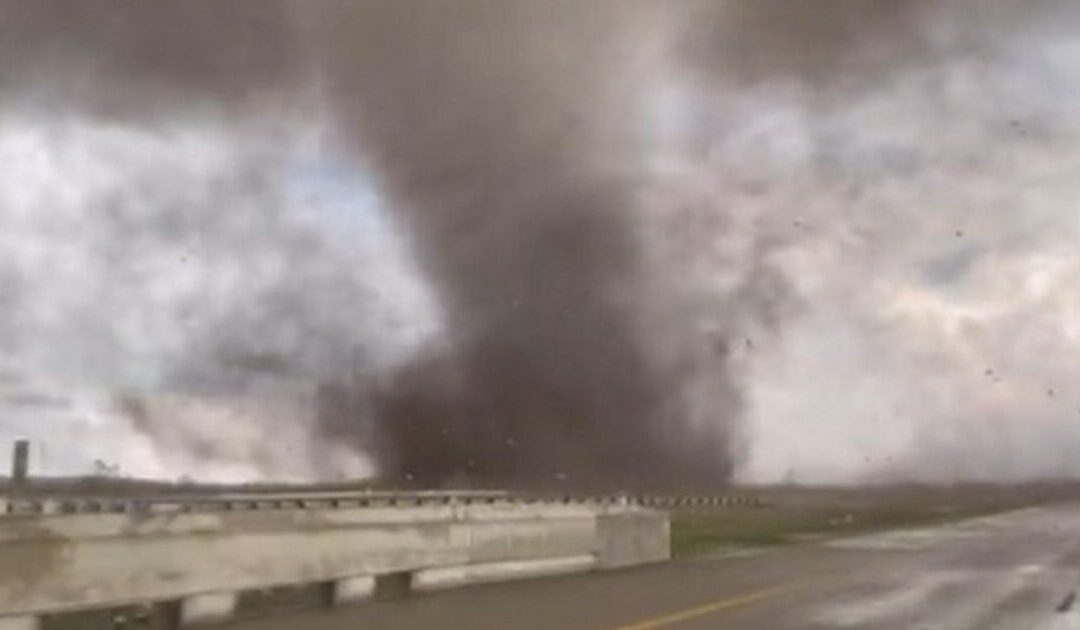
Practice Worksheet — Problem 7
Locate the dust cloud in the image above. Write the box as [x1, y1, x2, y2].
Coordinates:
[3, 1, 1080, 487]
[670, 0, 1080, 483]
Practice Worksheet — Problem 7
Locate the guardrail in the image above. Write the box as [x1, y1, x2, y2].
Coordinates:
[636, 495, 763, 508]
[0, 489, 509, 516]
[0, 490, 762, 517]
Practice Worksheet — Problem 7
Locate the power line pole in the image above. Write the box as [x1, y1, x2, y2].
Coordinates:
[11, 439, 29, 490]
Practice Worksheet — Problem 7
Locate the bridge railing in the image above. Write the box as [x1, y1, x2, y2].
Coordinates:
[0, 490, 762, 516]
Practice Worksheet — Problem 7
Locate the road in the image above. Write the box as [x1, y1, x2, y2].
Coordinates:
[225, 503, 1080, 629]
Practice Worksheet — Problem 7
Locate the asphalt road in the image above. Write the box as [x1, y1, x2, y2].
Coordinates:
[225, 503, 1080, 629]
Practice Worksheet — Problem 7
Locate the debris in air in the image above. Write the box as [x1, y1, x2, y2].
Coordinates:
[1057, 590, 1077, 613]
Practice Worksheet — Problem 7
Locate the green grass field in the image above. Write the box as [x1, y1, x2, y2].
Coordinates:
[669, 483, 1080, 557]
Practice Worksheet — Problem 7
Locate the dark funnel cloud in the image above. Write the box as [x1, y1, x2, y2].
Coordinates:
[10, 1, 992, 488]
[309, 2, 735, 488]
[0, 0, 745, 487]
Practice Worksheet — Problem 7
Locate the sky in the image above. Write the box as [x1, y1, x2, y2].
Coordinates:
[0, 111, 440, 481]
[3, 2, 1080, 485]
[632, 0, 1080, 483]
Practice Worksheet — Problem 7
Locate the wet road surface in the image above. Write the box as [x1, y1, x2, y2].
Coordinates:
[225, 503, 1080, 629]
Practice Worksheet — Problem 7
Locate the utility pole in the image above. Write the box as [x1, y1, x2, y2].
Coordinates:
[11, 439, 29, 489]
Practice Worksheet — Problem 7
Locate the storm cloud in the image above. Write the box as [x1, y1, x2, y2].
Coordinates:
[3, 1, 1080, 487]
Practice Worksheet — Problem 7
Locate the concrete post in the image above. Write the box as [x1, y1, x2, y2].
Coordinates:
[10, 440, 28, 488]
[179, 592, 237, 626]
[332, 575, 376, 605]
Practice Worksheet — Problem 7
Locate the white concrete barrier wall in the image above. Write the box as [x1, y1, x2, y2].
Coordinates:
[332, 575, 376, 604]
[0, 500, 668, 622]
[0, 616, 37, 630]
[596, 511, 671, 569]
[413, 555, 597, 591]
[179, 592, 237, 626]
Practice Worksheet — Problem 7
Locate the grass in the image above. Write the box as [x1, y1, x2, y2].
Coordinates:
[671, 508, 953, 556]
[669, 484, 1080, 558]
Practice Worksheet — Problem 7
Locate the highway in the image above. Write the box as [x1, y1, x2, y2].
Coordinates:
[225, 503, 1080, 629]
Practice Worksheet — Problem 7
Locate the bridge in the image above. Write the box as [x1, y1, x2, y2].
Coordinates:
[0, 488, 678, 629]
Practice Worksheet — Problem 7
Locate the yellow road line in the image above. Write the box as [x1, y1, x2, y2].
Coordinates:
[612, 583, 796, 630]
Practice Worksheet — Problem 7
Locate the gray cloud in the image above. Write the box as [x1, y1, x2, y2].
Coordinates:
[4, 1, 1080, 486]
[684, 1, 1080, 482]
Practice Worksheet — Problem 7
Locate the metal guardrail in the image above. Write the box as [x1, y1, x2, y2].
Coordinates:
[636, 495, 762, 508]
[0, 490, 762, 517]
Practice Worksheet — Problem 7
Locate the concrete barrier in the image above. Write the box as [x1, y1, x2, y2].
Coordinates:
[331, 575, 376, 604]
[595, 510, 670, 569]
[0, 616, 37, 630]
[179, 592, 236, 626]
[0, 495, 667, 626]
[413, 555, 596, 591]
